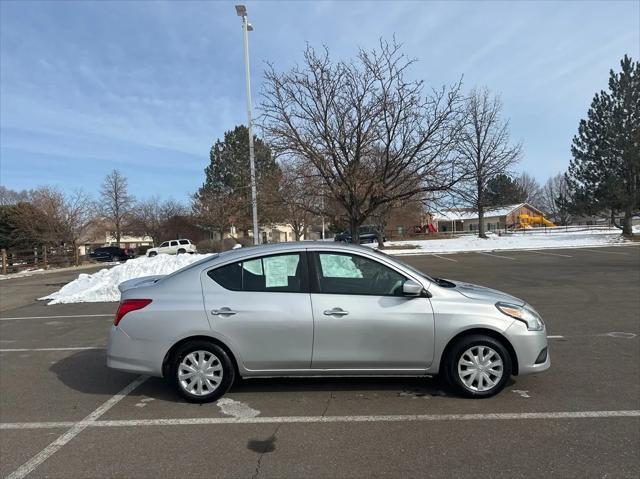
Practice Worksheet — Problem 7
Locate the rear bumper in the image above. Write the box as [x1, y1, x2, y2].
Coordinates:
[106, 326, 165, 377]
[505, 321, 551, 375]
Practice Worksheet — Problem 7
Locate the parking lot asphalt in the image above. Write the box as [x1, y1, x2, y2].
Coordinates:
[1, 245, 639, 478]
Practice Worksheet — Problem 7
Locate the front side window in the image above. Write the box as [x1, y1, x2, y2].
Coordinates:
[160, 242, 169, 247]
[314, 253, 406, 296]
[208, 253, 305, 293]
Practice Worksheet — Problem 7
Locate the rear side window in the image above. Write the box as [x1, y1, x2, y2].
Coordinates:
[207, 253, 306, 293]
[179, 240, 189, 245]
[170, 241, 178, 246]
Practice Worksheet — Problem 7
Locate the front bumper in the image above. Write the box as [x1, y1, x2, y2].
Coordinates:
[505, 321, 551, 375]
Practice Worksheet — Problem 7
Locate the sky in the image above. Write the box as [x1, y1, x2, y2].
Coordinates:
[1, 0, 638, 203]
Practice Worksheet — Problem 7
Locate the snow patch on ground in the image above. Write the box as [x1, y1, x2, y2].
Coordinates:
[216, 398, 260, 418]
[39, 254, 212, 304]
[374, 229, 629, 255]
[0, 268, 46, 280]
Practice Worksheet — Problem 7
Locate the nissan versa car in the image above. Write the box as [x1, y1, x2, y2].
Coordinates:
[107, 242, 550, 402]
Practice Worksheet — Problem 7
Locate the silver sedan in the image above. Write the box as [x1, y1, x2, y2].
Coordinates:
[107, 242, 550, 402]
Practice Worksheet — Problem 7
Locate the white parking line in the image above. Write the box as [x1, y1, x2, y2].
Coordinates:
[524, 250, 572, 258]
[430, 254, 457, 262]
[547, 335, 565, 339]
[0, 347, 103, 352]
[0, 314, 113, 322]
[578, 248, 629, 255]
[476, 252, 516, 260]
[1, 410, 638, 431]
[6, 375, 148, 479]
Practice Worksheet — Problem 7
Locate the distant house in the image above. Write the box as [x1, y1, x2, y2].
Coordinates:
[77, 220, 153, 255]
[433, 203, 550, 233]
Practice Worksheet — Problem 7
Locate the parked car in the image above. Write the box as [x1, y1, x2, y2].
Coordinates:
[334, 225, 385, 243]
[88, 246, 133, 263]
[107, 242, 549, 403]
[146, 239, 197, 257]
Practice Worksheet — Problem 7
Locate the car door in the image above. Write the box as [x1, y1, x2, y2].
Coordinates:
[169, 240, 179, 254]
[309, 251, 434, 371]
[201, 251, 313, 371]
[157, 241, 170, 253]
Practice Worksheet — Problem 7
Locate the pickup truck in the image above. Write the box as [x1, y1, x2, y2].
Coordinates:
[146, 239, 197, 257]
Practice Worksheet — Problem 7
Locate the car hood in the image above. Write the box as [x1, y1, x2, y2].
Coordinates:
[448, 280, 525, 306]
[118, 275, 165, 293]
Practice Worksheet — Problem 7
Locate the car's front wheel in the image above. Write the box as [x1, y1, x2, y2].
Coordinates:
[148, 251, 157, 257]
[445, 335, 512, 398]
[169, 340, 234, 403]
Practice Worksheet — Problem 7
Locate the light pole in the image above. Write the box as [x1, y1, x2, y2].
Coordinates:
[235, 4, 259, 245]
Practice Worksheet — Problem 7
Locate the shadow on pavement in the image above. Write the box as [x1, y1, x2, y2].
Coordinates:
[50, 349, 513, 402]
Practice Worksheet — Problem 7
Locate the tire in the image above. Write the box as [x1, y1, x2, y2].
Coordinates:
[109, 255, 116, 262]
[169, 340, 235, 403]
[177, 248, 186, 254]
[444, 335, 512, 398]
[148, 251, 157, 257]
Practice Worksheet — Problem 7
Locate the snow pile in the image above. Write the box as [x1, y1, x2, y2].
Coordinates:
[40, 254, 212, 304]
[375, 229, 630, 255]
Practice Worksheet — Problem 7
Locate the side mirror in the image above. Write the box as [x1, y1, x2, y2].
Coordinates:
[403, 280, 426, 297]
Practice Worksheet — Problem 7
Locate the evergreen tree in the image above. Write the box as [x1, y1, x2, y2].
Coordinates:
[196, 125, 281, 236]
[485, 174, 525, 206]
[567, 55, 639, 235]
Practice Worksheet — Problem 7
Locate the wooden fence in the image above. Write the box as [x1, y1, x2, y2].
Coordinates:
[1, 246, 84, 275]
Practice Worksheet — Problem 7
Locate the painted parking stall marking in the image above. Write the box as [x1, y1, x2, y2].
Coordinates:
[476, 251, 516, 260]
[2, 410, 638, 431]
[0, 314, 113, 322]
[6, 375, 148, 479]
[523, 250, 572, 258]
[0, 347, 103, 352]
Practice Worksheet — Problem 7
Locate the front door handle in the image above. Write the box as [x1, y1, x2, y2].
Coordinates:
[211, 307, 237, 316]
[324, 307, 349, 317]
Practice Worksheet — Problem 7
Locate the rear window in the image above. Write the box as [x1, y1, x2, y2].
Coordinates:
[179, 240, 189, 245]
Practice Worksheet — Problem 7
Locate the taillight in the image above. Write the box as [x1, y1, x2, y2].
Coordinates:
[114, 299, 152, 326]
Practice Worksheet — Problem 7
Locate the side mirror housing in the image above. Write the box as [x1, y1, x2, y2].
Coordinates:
[403, 280, 430, 297]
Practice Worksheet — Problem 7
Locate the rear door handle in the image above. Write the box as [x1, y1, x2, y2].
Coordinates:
[211, 307, 237, 316]
[324, 308, 349, 317]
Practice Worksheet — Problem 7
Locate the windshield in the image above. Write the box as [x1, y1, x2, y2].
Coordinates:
[372, 249, 434, 282]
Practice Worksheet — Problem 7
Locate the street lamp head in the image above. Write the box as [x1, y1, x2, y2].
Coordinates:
[235, 4, 247, 16]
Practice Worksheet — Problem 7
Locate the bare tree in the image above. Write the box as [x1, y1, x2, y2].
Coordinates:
[191, 187, 241, 240]
[13, 187, 92, 249]
[132, 197, 186, 245]
[275, 162, 321, 240]
[100, 170, 134, 246]
[541, 173, 573, 225]
[455, 88, 522, 238]
[516, 172, 543, 208]
[261, 40, 465, 243]
[0, 186, 31, 205]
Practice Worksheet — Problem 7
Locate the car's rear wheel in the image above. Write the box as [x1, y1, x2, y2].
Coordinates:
[445, 335, 512, 398]
[169, 340, 234, 403]
[148, 251, 157, 257]
[177, 248, 186, 254]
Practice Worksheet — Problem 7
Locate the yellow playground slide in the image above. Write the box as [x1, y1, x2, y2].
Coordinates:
[516, 214, 555, 229]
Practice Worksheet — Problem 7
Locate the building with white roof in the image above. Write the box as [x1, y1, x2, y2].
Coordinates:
[432, 203, 549, 233]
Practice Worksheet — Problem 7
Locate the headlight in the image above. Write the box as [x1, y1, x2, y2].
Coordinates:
[496, 302, 544, 331]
